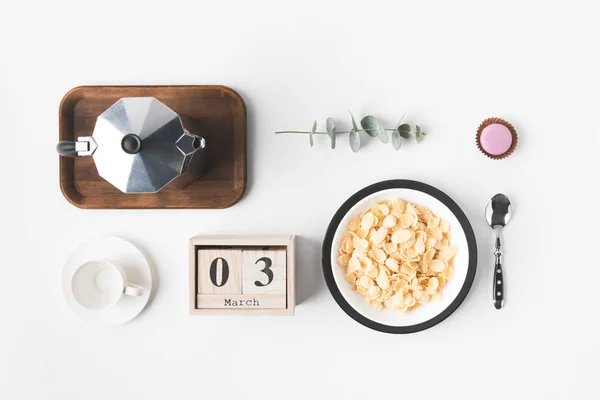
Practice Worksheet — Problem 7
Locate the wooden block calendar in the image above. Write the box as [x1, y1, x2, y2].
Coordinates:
[189, 236, 295, 315]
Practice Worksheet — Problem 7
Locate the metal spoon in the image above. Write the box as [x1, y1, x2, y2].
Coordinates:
[485, 194, 512, 310]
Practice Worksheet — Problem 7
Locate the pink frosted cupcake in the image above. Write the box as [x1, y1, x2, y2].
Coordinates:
[476, 118, 518, 160]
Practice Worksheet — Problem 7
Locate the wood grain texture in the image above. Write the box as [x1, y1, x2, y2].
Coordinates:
[196, 294, 286, 309]
[58, 85, 246, 209]
[286, 236, 296, 313]
[189, 236, 296, 316]
[191, 236, 295, 246]
[197, 249, 243, 294]
[241, 249, 287, 295]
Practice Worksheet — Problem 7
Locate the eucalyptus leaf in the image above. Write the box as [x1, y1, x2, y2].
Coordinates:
[310, 120, 316, 147]
[349, 111, 359, 131]
[391, 130, 402, 150]
[398, 123, 411, 139]
[349, 129, 360, 152]
[378, 129, 389, 143]
[326, 117, 336, 149]
[360, 115, 384, 138]
[415, 124, 422, 143]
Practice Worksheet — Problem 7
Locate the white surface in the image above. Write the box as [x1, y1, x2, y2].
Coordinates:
[62, 236, 152, 325]
[0, 1, 598, 399]
[330, 187, 470, 327]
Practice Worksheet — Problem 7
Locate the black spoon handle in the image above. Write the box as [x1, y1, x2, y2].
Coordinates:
[493, 235, 504, 309]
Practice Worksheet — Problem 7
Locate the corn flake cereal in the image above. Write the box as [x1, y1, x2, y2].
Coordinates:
[337, 198, 457, 313]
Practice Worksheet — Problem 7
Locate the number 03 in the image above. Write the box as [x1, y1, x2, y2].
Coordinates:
[209, 256, 275, 288]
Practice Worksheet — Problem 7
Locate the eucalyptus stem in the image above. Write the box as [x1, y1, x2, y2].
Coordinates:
[275, 129, 398, 135]
[275, 113, 427, 152]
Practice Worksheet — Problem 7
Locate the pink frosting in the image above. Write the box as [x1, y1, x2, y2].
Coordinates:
[480, 124, 512, 155]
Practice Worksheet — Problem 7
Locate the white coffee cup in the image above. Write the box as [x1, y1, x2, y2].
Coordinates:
[71, 259, 144, 310]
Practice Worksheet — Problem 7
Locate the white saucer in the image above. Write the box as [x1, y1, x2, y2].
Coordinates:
[62, 236, 153, 326]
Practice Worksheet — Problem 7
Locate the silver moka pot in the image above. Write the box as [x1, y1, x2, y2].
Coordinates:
[56, 97, 207, 193]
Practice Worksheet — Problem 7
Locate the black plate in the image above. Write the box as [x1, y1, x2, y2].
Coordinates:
[321, 180, 477, 334]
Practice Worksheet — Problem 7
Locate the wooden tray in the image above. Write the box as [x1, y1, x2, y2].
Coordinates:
[59, 86, 246, 209]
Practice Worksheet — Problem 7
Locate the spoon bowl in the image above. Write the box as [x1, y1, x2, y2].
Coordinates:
[485, 194, 512, 229]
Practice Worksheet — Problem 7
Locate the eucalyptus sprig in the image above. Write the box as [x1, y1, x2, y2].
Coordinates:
[275, 112, 427, 152]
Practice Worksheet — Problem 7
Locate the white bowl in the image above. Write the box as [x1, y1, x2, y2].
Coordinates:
[322, 180, 477, 333]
